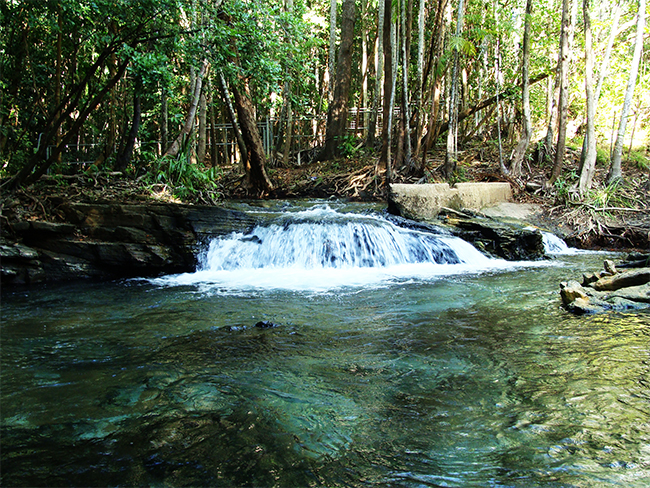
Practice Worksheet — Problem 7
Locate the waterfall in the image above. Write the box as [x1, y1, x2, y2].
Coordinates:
[154, 206, 521, 291]
[199, 216, 487, 271]
[541, 231, 584, 254]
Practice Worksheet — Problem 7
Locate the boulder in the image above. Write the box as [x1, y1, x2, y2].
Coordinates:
[561, 260, 650, 315]
[443, 216, 546, 261]
[0, 242, 45, 285]
[591, 268, 650, 291]
[560, 280, 648, 315]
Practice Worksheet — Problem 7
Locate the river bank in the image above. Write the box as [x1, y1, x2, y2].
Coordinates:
[1, 155, 648, 286]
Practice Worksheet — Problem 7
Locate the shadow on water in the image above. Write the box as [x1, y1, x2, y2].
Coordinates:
[2, 204, 649, 487]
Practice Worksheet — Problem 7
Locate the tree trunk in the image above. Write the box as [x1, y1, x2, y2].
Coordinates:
[217, 70, 248, 170]
[579, 3, 620, 170]
[164, 58, 209, 159]
[208, 85, 219, 166]
[578, 0, 596, 194]
[419, 0, 448, 169]
[548, 0, 572, 185]
[380, 0, 394, 175]
[608, 0, 645, 183]
[366, 0, 384, 148]
[115, 77, 142, 171]
[281, 82, 294, 165]
[8, 55, 130, 188]
[281, 0, 295, 166]
[328, 0, 338, 101]
[92, 53, 119, 167]
[161, 85, 169, 156]
[231, 79, 274, 194]
[411, 0, 426, 164]
[55, 4, 63, 165]
[443, 0, 465, 178]
[509, 0, 533, 177]
[316, 0, 357, 161]
[360, 0, 369, 140]
[401, 0, 413, 171]
[494, 5, 507, 175]
[197, 88, 207, 163]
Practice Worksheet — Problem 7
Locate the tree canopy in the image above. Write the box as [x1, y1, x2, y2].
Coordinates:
[1, 0, 648, 198]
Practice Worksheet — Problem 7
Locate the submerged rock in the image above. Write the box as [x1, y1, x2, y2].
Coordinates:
[561, 259, 650, 315]
[254, 320, 278, 329]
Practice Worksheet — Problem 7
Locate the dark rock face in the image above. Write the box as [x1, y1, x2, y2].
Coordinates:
[442, 217, 546, 261]
[1, 203, 256, 286]
[387, 200, 546, 261]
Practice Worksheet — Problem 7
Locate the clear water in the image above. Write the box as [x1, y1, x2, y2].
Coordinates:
[2, 203, 649, 487]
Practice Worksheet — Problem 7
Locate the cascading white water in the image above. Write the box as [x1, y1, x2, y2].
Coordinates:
[154, 206, 529, 291]
[541, 231, 572, 254]
[199, 216, 485, 271]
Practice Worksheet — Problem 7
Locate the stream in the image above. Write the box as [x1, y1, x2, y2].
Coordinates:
[2, 201, 649, 487]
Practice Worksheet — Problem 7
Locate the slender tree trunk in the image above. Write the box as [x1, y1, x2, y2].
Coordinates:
[443, 0, 465, 178]
[55, 4, 63, 165]
[208, 82, 219, 166]
[412, 0, 426, 164]
[548, 0, 572, 185]
[608, 0, 645, 183]
[541, 3, 562, 165]
[217, 70, 248, 170]
[9, 56, 130, 188]
[197, 88, 207, 163]
[328, 0, 338, 101]
[161, 85, 168, 156]
[579, 3, 621, 170]
[164, 59, 209, 158]
[231, 79, 274, 194]
[282, 83, 294, 165]
[419, 0, 447, 169]
[281, 0, 295, 166]
[361, 0, 369, 140]
[366, 0, 384, 148]
[494, 5, 507, 175]
[578, 0, 597, 194]
[93, 53, 119, 167]
[317, 0, 357, 161]
[380, 0, 394, 174]
[509, 0, 533, 177]
[401, 0, 413, 170]
[115, 76, 142, 171]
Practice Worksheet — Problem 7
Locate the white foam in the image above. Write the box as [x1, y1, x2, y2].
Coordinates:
[149, 208, 546, 292]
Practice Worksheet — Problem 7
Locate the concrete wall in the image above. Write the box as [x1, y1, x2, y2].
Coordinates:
[389, 182, 513, 220]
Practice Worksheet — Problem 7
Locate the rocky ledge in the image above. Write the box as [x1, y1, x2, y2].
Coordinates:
[1, 199, 548, 287]
[560, 254, 650, 314]
[1, 203, 256, 286]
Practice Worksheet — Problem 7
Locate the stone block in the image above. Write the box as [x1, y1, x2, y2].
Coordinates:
[389, 182, 513, 220]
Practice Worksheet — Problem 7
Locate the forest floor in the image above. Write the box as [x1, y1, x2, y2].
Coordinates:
[2, 143, 649, 251]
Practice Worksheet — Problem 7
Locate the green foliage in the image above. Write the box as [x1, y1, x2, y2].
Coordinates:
[448, 165, 469, 185]
[338, 134, 362, 158]
[553, 169, 578, 203]
[145, 156, 222, 201]
[628, 150, 649, 171]
[596, 147, 610, 166]
[585, 178, 639, 209]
